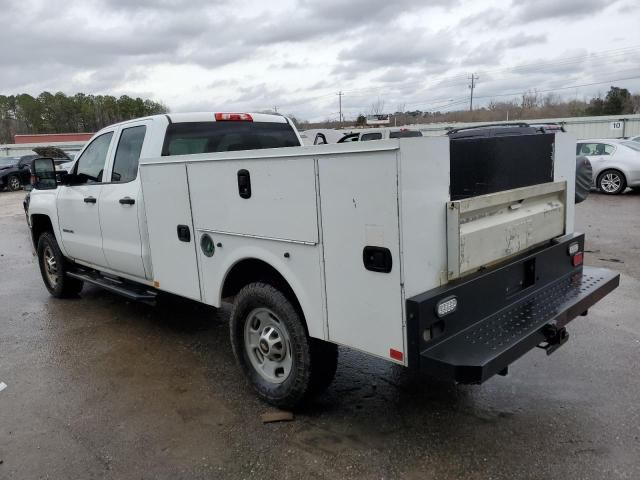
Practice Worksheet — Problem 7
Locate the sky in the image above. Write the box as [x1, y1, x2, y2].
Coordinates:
[1, 0, 639, 122]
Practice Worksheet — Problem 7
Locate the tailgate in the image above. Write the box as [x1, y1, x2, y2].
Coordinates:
[447, 181, 566, 280]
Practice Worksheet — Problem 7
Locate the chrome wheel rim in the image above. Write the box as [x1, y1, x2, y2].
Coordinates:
[43, 246, 59, 287]
[601, 173, 621, 193]
[9, 176, 20, 190]
[244, 307, 292, 384]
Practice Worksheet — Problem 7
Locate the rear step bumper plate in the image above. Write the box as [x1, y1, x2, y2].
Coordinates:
[418, 267, 619, 384]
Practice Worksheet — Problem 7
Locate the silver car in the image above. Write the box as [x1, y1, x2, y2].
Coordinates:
[577, 139, 640, 194]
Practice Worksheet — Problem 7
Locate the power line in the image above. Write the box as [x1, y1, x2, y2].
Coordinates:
[469, 73, 478, 111]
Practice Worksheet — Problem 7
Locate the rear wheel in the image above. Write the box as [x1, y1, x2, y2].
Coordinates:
[597, 169, 626, 195]
[7, 175, 22, 191]
[230, 282, 337, 408]
[37, 232, 83, 298]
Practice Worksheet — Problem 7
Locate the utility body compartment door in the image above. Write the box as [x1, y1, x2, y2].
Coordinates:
[318, 151, 405, 364]
[139, 163, 201, 300]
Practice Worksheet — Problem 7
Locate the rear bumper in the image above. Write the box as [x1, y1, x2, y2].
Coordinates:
[406, 234, 619, 383]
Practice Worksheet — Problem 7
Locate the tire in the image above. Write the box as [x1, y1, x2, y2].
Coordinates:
[37, 232, 83, 298]
[7, 175, 22, 191]
[597, 169, 626, 195]
[230, 282, 337, 408]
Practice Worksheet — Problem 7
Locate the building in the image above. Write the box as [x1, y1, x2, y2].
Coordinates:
[1, 133, 93, 157]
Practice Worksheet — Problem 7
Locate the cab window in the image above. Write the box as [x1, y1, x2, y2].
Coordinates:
[111, 126, 146, 183]
[361, 132, 383, 141]
[74, 132, 113, 183]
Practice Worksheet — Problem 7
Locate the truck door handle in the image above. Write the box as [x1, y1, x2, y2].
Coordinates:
[119, 197, 135, 205]
[237, 169, 251, 199]
[84, 196, 97, 204]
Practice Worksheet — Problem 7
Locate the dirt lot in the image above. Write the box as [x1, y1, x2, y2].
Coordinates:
[1, 189, 639, 480]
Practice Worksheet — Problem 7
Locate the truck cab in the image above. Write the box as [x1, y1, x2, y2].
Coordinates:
[28, 112, 302, 284]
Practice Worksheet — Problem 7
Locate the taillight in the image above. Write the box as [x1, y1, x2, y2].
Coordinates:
[572, 252, 584, 267]
[30, 174, 38, 185]
[214, 113, 253, 121]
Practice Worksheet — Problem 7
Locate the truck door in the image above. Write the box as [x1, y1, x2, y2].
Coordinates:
[57, 131, 114, 267]
[99, 122, 149, 278]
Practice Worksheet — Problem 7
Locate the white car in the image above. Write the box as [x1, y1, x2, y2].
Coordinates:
[577, 139, 640, 194]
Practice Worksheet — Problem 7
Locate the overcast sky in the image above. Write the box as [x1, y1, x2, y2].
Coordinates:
[1, 0, 639, 121]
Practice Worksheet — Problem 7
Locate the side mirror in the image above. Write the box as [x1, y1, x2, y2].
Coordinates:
[30, 157, 57, 190]
[314, 133, 328, 145]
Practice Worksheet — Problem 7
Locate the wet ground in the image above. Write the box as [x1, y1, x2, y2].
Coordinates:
[1, 189, 639, 479]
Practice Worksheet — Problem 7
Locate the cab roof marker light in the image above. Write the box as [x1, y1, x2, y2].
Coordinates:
[215, 113, 253, 122]
[436, 296, 458, 318]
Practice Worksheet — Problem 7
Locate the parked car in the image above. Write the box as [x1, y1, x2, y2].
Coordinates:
[314, 127, 423, 145]
[576, 139, 640, 194]
[0, 155, 35, 191]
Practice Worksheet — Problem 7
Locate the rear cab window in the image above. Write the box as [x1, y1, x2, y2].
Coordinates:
[162, 121, 300, 156]
[389, 130, 422, 138]
[360, 132, 383, 141]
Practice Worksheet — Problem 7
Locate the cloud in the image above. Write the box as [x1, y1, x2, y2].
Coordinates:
[511, 0, 616, 21]
[0, 0, 637, 122]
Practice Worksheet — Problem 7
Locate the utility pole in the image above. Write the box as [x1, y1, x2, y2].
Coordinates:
[273, 106, 278, 113]
[337, 91, 343, 127]
[469, 73, 479, 112]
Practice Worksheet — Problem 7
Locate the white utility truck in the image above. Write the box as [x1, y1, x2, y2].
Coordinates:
[27, 112, 619, 407]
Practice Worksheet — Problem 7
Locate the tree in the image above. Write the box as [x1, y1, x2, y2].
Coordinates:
[603, 86, 631, 115]
[0, 91, 168, 143]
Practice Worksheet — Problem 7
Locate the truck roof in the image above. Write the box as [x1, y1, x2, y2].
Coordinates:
[111, 112, 289, 129]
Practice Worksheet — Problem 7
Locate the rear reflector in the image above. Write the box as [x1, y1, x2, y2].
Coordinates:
[572, 252, 584, 267]
[215, 113, 253, 121]
[390, 348, 404, 361]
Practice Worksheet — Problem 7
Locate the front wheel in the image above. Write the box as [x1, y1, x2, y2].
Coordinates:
[37, 232, 83, 298]
[230, 282, 337, 408]
[597, 169, 626, 195]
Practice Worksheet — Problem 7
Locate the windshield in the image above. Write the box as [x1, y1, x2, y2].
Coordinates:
[162, 121, 300, 156]
[0, 157, 18, 167]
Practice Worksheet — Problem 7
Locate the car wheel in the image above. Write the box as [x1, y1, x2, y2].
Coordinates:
[7, 175, 22, 191]
[230, 282, 320, 408]
[37, 232, 83, 298]
[597, 169, 626, 195]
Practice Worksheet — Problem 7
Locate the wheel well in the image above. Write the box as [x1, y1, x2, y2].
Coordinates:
[30, 214, 54, 248]
[222, 258, 305, 320]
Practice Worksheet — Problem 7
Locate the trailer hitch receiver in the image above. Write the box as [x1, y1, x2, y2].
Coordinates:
[537, 324, 569, 355]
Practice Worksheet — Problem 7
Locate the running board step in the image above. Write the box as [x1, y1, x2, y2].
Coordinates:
[67, 271, 157, 303]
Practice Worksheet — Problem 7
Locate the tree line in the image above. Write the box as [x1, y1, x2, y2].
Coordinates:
[305, 86, 640, 129]
[0, 92, 168, 144]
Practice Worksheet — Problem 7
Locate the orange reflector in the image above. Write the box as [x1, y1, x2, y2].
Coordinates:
[389, 348, 403, 361]
[572, 252, 584, 267]
[153, 280, 160, 288]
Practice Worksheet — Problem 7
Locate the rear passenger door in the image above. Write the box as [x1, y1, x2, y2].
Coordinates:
[99, 122, 149, 278]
